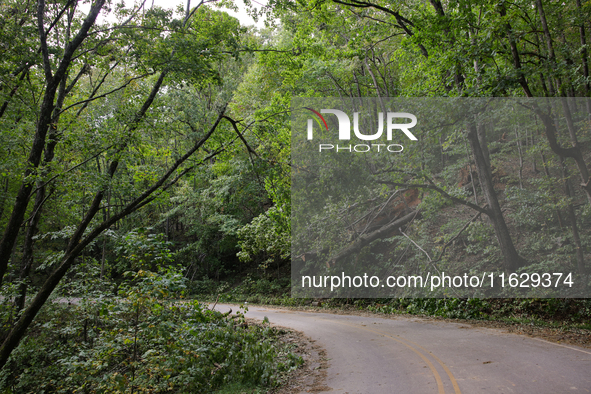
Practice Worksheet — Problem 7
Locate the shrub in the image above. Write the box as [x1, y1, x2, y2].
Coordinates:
[0, 269, 301, 393]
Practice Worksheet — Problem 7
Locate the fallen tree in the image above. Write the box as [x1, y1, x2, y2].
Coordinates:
[328, 210, 420, 267]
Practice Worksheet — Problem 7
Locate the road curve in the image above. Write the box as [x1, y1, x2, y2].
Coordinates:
[214, 304, 591, 394]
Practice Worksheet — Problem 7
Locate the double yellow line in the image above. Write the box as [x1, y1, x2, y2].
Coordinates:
[327, 318, 462, 394]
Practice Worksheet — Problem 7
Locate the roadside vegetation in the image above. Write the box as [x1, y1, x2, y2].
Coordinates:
[1, 267, 301, 393]
[196, 277, 591, 327]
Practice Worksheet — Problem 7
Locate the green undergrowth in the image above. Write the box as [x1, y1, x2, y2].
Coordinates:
[332, 298, 591, 330]
[301, 299, 586, 330]
[1, 269, 302, 393]
[190, 274, 296, 306]
[190, 273, 591, 331]
[212, 382, 269, 394]
[203, 283, 591, 330]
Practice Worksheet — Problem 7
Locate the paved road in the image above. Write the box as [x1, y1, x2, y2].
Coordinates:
[214, 304, 591, 394]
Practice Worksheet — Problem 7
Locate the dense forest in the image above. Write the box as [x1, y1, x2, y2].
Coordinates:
[0, 0, 590, 392]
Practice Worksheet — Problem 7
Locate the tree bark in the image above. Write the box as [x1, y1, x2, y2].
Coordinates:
[364, 56, 386, 115]
[575, 0, 591, 115]
[499, 4, 533, 97]
[15, 56, 71, 311]
[0, 178, 8, 223]
[534, 104, 591, 205]
[466, 123, 526, 273]
[0, 0, 106, 286]
[560, 159, 586, 274]
[328, 210, 419, 266]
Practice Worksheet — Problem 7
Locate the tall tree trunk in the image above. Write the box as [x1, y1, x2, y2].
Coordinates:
[514, 126, 524, 189]
[560, 159, 586, 274]
[539, 150, 564, 228]
[575, 0, 590, 90]
[0, 0, 106, 286]
[14, 189, 44, 313]
[15, 51, 71, 311]
[499, 4, 533, 97]
[0, 177, 8, 223]
[575, 0, 591, 116]
[530, 2, 591, 204]
[536, 113, 565, 228]
[0, 68, 29, 120]
[466, 123, 526, 273]
[463, 139, 479, 205]
[364, 56, 386, 115]
[100, 188, 111, 280]
[535, 0, 561, 92]
[477, 123, 491, 170]
[535, 103, 591, 205]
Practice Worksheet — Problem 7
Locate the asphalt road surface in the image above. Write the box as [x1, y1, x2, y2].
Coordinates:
[214, 304, 591, 394]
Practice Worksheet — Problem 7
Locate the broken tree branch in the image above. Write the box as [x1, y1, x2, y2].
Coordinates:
[328, 210, 419, 266]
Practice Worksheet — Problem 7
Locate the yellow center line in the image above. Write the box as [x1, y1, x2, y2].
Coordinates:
[394, 335, 462, 394]
[322, 318, 447, 394]
[249, 306, 462, 393]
